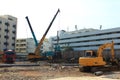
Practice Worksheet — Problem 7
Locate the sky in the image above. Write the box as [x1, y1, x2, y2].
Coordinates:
[0, 0, 120, 39]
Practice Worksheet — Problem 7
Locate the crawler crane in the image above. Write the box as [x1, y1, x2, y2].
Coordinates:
[27, 9, 60, 61]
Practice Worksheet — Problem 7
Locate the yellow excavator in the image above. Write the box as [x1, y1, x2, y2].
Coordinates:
[28, 9, 60, 61]
[79, 41, 119, 72]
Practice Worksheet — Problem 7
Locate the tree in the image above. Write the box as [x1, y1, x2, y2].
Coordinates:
[63, 46, 73, 51]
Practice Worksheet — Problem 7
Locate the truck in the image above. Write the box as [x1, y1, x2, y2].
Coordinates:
[0, 49, 16, 64]
[79, 41, 119, 72]
[27, 9, 60, 61]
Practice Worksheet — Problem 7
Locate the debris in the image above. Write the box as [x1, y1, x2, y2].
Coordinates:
[94, 71, 104, 76]
[0, 61, 119, 80]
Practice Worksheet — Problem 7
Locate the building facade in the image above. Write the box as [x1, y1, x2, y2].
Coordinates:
[52, 27, 120, 52]
[0, 15, 17, 51]
[16, 38, 52, 54]
[15, 38, 36, 54]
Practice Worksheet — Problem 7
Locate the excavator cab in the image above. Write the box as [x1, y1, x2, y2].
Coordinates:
[84, 50, 96, 57]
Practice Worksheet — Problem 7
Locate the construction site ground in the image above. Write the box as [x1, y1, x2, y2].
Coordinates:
[0, 61, 119, 80]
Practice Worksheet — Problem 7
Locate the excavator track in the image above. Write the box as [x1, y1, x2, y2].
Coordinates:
[79, 65, 120, 73]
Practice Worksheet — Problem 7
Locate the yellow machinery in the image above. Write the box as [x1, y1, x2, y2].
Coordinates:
[79, 41, 119, 72]
[28, 9, 60, 61]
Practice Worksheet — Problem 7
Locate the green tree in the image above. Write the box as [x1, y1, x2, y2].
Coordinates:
[63, 46, 73, 51]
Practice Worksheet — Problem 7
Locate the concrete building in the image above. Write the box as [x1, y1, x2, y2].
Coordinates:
[15, 38, 36, 54]
[16, 38, 52, 54]
[52, 27, 120, 52]
[0, 15, 17, 51]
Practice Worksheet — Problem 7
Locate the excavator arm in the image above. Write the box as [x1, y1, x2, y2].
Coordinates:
[97, 41, 115, 61]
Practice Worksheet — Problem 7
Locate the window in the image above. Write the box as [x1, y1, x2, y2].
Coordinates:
[12, 31, 16, 34]
[12, 43, 15, 46]
[0, 21, 2, 24]
[21, 40, 26, 42]
[5, 22, 10, 26]
[4, 42, 9, 45]
[5, 29, 9, 33]
[16, 44, 19, 46]
[4, 35, 9, 39]
[17, 40, 19, 42]
[13, 25, 16, 29]
[12, 37, 15, 40]
[8, 18, 13, 21]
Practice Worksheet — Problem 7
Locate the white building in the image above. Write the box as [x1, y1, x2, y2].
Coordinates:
[0, 15, 17, 51]
[52, 27, 120, 52]
[16, 38, 36, 54]
[16, 38, 52, 54]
